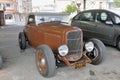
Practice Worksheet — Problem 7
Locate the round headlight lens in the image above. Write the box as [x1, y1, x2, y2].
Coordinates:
[58, 45, 68, 56]
[85, 41, 94, 52]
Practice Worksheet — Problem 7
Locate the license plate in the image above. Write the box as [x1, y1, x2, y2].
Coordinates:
[75, 62, 86, 69]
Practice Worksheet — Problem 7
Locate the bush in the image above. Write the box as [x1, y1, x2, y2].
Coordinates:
[65, 3, 77, 14]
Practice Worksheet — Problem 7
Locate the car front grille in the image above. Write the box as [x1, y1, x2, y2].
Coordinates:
[67, 30, 82, 55]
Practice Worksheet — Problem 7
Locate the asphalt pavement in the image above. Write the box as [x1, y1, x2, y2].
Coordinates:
[0, 25, 120, 80]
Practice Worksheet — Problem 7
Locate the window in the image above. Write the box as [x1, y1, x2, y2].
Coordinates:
[35, 15, 69, 25]
[100, 12, 108, 21]
[5, 14, 13, 19]
[28, 15, 35, 24]
[96, 11, 114, 25]
[114, 15, 120, 24]
[80, 12, 94, 21]
[96, 12, 109, 23]
[6, 3, 10, 7]
[73, 13, 81, 20]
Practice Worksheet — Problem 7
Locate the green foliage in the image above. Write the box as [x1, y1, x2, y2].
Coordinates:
[65, 3, 77, 14]
[114, 0, 120, 7]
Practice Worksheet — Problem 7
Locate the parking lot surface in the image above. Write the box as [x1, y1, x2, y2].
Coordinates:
[0, 25, 120, 80]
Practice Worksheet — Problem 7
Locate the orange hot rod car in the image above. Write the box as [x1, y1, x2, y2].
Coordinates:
[18, 12, 106, 77]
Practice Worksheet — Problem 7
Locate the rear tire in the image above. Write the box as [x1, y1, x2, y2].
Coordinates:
[18, 32, 26, 50]
[87, 38, 106, 65]
[36, 45, 56, 77]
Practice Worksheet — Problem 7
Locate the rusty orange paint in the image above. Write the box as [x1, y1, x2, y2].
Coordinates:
[24, 22, 87, 66]
[25, 22, 78, 51]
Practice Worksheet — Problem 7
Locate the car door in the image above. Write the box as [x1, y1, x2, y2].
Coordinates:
[71, 11, 97, 40]
[94, 10, 115, 44]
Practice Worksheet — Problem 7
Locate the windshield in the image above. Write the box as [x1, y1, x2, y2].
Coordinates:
[109, 9, 120, 16]
[108, 9, 120, 24]
[35, 14, 69, 25]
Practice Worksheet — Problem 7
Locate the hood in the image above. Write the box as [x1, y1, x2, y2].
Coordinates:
[38, 22, 77, 35]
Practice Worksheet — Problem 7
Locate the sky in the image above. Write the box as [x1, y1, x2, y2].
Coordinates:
[32, 0, 54, 7]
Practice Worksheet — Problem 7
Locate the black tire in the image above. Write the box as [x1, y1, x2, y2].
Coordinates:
[116, 37, 120, 50]
[36, 45, 56, 77]
[87, 38, 106, 65]
[0, 55, 3, 69]
[18, 32, 26, 50]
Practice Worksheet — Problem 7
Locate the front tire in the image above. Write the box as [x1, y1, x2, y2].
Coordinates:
[117, 37, 120, 50]
[18, 32, 26, 50]
[86, 38, 106, 65]
[36, 45, 56, 77]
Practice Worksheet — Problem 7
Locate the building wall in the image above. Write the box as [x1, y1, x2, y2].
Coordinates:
[18, 0, 32, 13]
[32, 0, 72, 12]
[17, 0, 32, 25]
[0, 0, 32, 25]
[0, 0, 18, 25]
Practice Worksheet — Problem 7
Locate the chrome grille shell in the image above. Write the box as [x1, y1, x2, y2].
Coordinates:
[67, 30, 83, 55]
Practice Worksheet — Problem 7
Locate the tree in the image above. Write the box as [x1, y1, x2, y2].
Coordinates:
[114, 0, 120, 7]
[65, 3, 77, 14]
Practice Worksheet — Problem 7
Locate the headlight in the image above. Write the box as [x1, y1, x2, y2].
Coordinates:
[58, 45, 68, 56]
[85, 41, 94, 52]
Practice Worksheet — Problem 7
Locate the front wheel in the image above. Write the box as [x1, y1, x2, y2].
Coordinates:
[86, 38, 106, 65]
[36, 45, 56, 77]
[116, 37, 120, 50]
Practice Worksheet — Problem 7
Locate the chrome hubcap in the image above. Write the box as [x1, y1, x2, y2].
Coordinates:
[37, 53, 46, 72]
[39, 57, 46, 67]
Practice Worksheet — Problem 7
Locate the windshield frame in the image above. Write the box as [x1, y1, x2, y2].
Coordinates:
[33, 12, 69, 25]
